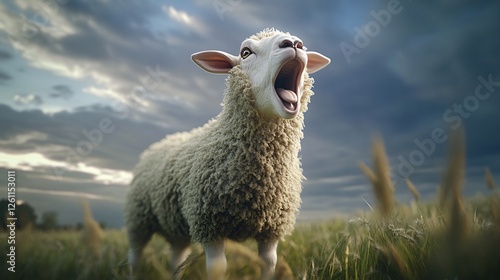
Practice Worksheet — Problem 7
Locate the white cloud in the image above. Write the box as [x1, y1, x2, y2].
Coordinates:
[162, 5, 206, 33]
[306, 174, 362, 185]
[0, 131, 48, 145]
[164, 6, 192, 25]
[14, 93, 43, 105]
[20, 187, 121, 202]
[0, 151, 132, 185]
[83, 86, 128, 103]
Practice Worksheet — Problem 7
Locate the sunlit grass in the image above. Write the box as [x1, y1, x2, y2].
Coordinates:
[1, 195, 498, 280]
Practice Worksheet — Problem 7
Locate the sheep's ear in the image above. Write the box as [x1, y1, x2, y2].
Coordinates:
[306, 52, 331, 74]
[191, 50, 239, 74]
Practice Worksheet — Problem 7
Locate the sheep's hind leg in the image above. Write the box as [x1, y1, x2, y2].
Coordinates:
[127, 230, 153, 280]
[258, 239, 278, 280]
[169, 242, 192, 280]
[203, 240, 227, 280]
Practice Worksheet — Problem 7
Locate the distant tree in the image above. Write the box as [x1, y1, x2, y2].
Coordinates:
[0, 199, 37, 230]
[0, 199, 8, 230]
[99, 221, 107, 230]
[75, 222, 83, 230]
[40, 211, 58, 230]
[17, 202, 37, 229]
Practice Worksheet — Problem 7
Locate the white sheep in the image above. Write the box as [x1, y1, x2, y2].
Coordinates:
[125, 28, 330, 280]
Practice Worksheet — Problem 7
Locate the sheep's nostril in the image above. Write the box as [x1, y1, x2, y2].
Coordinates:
[279, 40, 294, 48]
[294, 41, 303, 49]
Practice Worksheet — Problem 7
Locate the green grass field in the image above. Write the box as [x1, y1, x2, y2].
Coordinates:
[1, 134, 499, 280]
[1, 196, 499, 280]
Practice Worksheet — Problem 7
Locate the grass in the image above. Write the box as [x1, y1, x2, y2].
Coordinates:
[1, 132, 499, 279]
[2, 198, 498, 280]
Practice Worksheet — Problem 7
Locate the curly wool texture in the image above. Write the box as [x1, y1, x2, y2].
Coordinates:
[125, 40, 315, 245]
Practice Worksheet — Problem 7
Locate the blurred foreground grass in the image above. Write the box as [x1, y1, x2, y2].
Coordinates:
[1, 197, 500, 279]
[1, 132, 499, 280]
[1, 195, 499, 280]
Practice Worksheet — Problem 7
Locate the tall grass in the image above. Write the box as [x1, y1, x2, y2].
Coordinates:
[81, 199, 104, 257]
[1, 132, 499, 279]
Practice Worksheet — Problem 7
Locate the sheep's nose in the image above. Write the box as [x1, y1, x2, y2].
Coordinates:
[279, 39, 304, 49]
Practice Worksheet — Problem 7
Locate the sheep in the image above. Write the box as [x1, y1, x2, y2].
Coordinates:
[125, 28, 330, 280]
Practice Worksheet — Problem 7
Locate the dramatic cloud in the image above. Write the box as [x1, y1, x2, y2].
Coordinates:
[0, 69, 12, 82]
[0, 0, 499, 228]
[0, 49, 12, 59]
[50, 84, 74, 99]
[14, 93, 43, 105]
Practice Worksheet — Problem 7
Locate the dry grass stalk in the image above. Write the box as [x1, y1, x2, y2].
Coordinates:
[358, 162, 376, 184]
[226, 241, 294, 279]
[226, 240, 263, 265]
[438, 129, 465, 208]
[344, 237, 350, 280]
[491, 197, 500, 228]
[17, 222, 34, 252]
[485, 167, 496, 191]
[377, 243, 408, 279]
[359, 136, 394, 217]
[440, 129, 469, 241]
[174, 241, 293, 279]
[405, 178, 420, 202]
[147, 247, 171, 279]
[275, 256, 294, 280]
[226, 241, 263, 279]
[81, 199, 104, 256]
[172, 250, 204, 279]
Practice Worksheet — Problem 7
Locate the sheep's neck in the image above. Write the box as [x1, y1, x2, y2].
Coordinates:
[216, 67, 310, 168]
[217, 88, 305, 167]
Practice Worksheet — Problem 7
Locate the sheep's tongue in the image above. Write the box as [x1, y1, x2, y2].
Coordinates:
[276, 88, 298, 103]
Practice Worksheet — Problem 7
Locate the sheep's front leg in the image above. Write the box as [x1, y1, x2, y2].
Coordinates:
[203, 240, 227, 280]
[258, 239, 278, 280]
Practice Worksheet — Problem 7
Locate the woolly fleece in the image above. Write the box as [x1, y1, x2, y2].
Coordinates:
[125, 30, 315, 245]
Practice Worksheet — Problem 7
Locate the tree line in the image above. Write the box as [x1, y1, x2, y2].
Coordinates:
[0, 199, 107, 230]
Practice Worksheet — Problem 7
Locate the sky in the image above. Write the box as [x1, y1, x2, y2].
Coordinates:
[0, 0, 499, 228]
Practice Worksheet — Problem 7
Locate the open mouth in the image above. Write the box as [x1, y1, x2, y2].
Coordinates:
[274, 59, 304, 112]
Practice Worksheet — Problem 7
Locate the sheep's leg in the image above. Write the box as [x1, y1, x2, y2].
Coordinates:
[203, 240, 227, 280]
[258, 239, 278, 280]
[127, 230, 152, 280]
[170, 243, 192, 280]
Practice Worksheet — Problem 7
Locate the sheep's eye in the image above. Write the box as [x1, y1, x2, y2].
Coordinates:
[240, 47, 252, 59]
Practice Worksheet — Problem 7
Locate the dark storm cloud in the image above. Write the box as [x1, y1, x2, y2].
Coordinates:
[0, 103, 169, 171]
[0, 69, 12, 82]
[59, 0, 160, 40]
[50, 84, 74, 99]
[303, 0, 499, 177]
[0, 49, 12, 59]
[0, 0, 499, 228]
[0, 0, 217, 126]
[0, 166, 126, 227]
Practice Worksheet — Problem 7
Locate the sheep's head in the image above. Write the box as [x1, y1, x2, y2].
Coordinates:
[192, 29, 330, 119]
